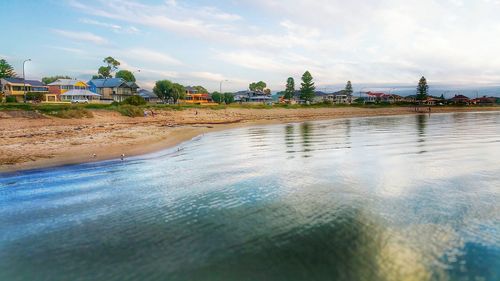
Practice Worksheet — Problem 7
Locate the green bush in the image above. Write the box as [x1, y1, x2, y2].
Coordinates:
[5, 96, 17, 103]
[26, 92, 45, 102]
[116, 105, 144, 117]
[122, 96, 146, 106]
[48, 108, 94, 119]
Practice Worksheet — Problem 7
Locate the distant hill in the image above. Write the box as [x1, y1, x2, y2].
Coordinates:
[312, 84, 500, 98]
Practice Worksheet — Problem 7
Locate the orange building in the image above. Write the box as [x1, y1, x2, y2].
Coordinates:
[182, 86, 212, 104]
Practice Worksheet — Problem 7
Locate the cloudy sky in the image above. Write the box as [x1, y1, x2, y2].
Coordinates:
[2, 0, 500, 92]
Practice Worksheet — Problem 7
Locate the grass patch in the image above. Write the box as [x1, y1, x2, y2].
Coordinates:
[47, 108, 94, 119]
[115, 105, 144, 117]
[0, 103, 34, 111]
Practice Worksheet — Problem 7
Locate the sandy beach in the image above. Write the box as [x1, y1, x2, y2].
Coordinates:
[1, 106, 498, 173]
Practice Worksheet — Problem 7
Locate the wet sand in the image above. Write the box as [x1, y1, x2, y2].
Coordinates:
[1, 106, 498, 173]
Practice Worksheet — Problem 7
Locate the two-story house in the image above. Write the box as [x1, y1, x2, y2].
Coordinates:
[88, 78, 139, 102]
[0, 78, 49, 102]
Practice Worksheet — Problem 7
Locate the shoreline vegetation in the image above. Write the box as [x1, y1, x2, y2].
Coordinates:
[1, 103, 499, 173]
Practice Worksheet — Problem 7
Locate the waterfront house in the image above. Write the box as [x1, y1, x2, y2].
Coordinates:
[424, 97, 440, 106]
[0, 78, 49, 102]
[233, 90, 272, 103]
[60, 89, 101, 103]
[363, 92, 382, 103]
[321, 90, 353, 104]
[183, 86, 212, 104]
[363, 92, 403, 104]
[472, 96, 496, 106]
[47, 79, 88, 102]
[449, 94, 470, 105]
[404, 95, 417, 103]
[138, 89, 159, 103]
[88, 78, 138, 102]
[312, 91, 329, 103]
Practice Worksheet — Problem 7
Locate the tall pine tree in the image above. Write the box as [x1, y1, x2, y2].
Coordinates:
[417, 76, 429, 101]
[345, 81, 353, 96]
[300, 71, 315, 103]
[284, 77, 295, 101]
[0, 59, 17, 78]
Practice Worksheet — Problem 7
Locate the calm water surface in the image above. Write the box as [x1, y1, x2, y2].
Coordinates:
[1, 112, 499, 281]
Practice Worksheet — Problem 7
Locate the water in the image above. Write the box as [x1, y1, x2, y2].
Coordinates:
[1, 112, 499, 281]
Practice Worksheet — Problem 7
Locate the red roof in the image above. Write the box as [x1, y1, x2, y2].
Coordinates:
[451, 94, 469, 100]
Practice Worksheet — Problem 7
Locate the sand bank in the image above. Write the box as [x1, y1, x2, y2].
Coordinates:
[1, 106, 498, 173]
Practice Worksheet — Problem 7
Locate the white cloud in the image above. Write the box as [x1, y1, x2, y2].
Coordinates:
[79, 18, 121, 31]
[63, 0, 500, 86]
[123, 48, 183, 66]
[52, 29, 108, 45]
[48, 46, 86, 55]
[79, 18, 140, 34]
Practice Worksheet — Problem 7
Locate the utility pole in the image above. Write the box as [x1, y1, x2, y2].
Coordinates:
[219, 80, 228, 104]
[23, 59, 31, 103]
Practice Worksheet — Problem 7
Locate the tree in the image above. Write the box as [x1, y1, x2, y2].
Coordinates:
[96, 56, 120, 79]
[153, 80, 174, 103]
[345, 81, 353, 96]
[0, 59, 16, 78]
[211, 92, 224, 104]
[284, 77, 295, 101]
[249, 81, 267, 92]
[224, 93, 234, 104]
[211, 92, 233, 104]
[97, 66, 112, 79]
[42, 75, 71, 85]
[416, 76, 429, 101]
[104, 56, 120, 70]
[153, 80, 185, 104]
[300, 71, 316, 103]
[122, 95, 146, 106]
[194, 86, 208, 94]
[171, 83, 186, 103]
[115, 70, 136, 82]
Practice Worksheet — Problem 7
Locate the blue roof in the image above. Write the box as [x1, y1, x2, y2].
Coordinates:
[138, 89, 157, 98]
[3, 78, 46, 86]
[88, 78, 126, 88]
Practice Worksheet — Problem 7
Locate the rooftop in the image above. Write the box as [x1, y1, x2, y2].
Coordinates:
[48, 79, 86, 86]
[2, 78, 46, 86]
[88, 78, 126, 88]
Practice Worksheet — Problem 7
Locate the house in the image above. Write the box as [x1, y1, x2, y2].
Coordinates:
[363, 92, 383, 103]
[60, 89, 101, 103]
[472, 96, 496, 106]
[182, 86, 212, 104]
[312, 91, 329, 103]
[424, 97, 440, 106]
[363, 92, 403, 103]
[88, 78, 138, 102]
[47, 79, 88, 102]
[0, 78, 49, 102]
[321, 90, 353, 104]
[404, 95, 417, 103]
[138, 89, 159, 103]
[233, 90, 273, 103]
[449, 94, 470, 105]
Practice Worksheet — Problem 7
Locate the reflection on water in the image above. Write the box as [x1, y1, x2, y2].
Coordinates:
[1, 112, 499, 281]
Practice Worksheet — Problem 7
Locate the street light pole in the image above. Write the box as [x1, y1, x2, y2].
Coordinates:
[219, 79, 228, 104]
[23, 59, 31, 103]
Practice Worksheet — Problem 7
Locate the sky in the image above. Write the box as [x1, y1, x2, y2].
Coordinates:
[1, 0, 500, 93]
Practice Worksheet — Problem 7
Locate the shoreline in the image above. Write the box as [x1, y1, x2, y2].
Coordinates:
[1, 106, 499, 174]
